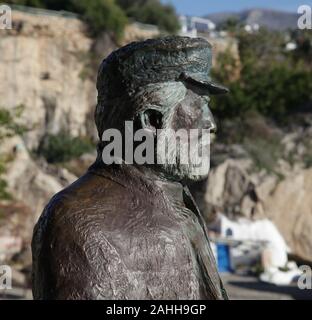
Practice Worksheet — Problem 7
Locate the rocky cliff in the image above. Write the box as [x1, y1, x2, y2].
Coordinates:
[0, 10, 97, 149]
[193, 125, 312, 262]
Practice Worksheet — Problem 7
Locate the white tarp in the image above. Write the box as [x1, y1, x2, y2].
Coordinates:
[219, 215, 289, 268]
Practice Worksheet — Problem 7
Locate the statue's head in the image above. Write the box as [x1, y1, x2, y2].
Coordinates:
[95, 36, 228, 182]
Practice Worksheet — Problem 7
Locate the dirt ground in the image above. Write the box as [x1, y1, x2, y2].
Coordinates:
[221, 273, 312, 300]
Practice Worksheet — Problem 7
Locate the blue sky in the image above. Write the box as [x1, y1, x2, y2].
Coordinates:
[162, 0, 306, 15]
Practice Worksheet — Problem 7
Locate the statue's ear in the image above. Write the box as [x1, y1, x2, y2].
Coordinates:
[139, 109, 163, 133]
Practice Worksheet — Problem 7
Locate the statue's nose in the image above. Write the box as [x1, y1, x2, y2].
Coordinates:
[204, 107, 217, 133]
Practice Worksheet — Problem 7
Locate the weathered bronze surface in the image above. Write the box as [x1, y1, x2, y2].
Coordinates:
[32, 36, 228, 300]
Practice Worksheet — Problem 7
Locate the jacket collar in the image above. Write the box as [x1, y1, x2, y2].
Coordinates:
[88, 160, 201, 214]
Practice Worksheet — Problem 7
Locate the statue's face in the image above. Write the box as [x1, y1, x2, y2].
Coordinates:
[134, 82, 216, 182]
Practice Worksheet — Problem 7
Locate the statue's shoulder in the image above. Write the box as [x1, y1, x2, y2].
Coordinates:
[32, 172, 131, 270]
[32, 171, 139, 299]
[33, 171, 138, 242]
[33, 166, 167, 258]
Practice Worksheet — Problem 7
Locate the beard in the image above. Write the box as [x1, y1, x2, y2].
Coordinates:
[156, 128, 211, 182]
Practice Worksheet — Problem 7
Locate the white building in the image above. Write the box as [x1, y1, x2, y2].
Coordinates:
[244, 23, 260, 33]
[179, 15, 216, 38]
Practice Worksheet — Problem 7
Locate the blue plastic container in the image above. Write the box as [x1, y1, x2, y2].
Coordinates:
[217, 243, 232, 273]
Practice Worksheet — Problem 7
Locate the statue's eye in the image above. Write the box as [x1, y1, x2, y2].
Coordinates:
[144, 109, 163, 130]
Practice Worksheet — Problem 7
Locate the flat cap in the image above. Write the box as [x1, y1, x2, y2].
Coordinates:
[97, 36, 228, 101]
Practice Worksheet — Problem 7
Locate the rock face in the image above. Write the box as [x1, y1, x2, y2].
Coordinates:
[0, 10, 96, 149]
[121, 22, 160, 46]
[204, 159, 252, 215]
[1, 136, 77, 220]
[200, 157, 312, 262]
[204, 36, 241, 81]
[0, 202, 32, 262]
[0, 134, 77, 269]
[263, 170, 312, 262]
[0, 11, 163, 150]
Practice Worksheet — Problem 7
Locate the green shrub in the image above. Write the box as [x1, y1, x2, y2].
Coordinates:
[290, 30, 312, 65]
[9, 0, 180, 37]
[215, 111, 284, 174]
[0, 160, 11, 200]
[212, 63, 312, 121]
[7, 0, 128, 39]
[211, 29, 312, 122]
[243, 136, 283, 175]
[37, 132, 94, 163]
[0, 105, 27, 200]
[117, 0, 180, 33]
[0, 105, 27, 140]
[5, 0, 46, 6]
[218, 17, 243, 33]
[72, 0, 128, 38]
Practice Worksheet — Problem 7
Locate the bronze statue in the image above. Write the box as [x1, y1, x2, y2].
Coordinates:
[32, 36, 229, 300]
